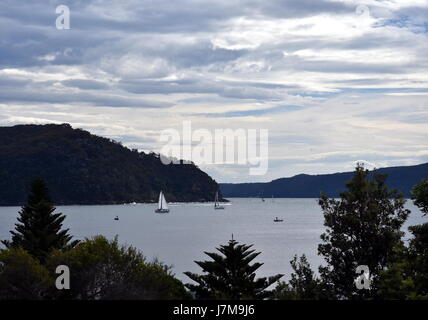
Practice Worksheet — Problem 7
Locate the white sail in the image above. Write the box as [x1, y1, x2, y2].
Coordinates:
[161, 192, 169, 210]
[214, 190, 224, 209]
[158, 191, 163, 209]
[158, 191, 169, 210]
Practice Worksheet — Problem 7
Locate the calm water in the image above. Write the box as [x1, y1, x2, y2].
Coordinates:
[0, 198, 425, 282]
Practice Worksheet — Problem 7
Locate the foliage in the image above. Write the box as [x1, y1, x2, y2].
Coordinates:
[1, 178, 78, 262]
[46, 235, 191, 300]
[273, 255, 322, 300]
[377, 223, 428, 299]
[184, 239, 283, 300]
[406, 223, 428, 298]
[0, 236, 190, 300]
[0, 248, 53, 300]
[318, 164, 410, 299]
[411, 179, 428, 216]
[0, 123, 222, 205]
[376, 245, 415, 299]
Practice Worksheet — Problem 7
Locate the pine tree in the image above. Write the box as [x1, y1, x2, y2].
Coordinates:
[1, 178, 78, 262]
[184, 238, 283, 299]
[318, 164, 410, 299]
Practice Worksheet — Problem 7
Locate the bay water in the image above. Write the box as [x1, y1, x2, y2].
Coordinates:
[0, 198, 425, 283]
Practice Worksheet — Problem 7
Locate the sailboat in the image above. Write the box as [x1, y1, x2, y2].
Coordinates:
[155, 191, 170, 213]
[214, 191, 225, 210]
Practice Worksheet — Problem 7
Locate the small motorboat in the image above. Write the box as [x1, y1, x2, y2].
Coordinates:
[274, 217, 283, 222]
[114, 216, 119, 221]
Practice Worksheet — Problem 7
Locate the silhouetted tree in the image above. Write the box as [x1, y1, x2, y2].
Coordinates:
[0, 248, 52, 300]
[1, 178, 78, 262]
[0, 236, 191, 300]
[376, 245, 413, 299]
[405, 223, 428, 297]
[318, 164, 410, 299]
[377, 223, 428, 299]
[46, 236, 191, 300]
[184, 238, 283, 299]
[274, 255, 322, 300]
[412, 179, 428, 216]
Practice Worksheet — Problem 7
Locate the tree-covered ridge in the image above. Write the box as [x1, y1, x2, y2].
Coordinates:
[220, 162, 428, 198]
[0, 123, 223, 205]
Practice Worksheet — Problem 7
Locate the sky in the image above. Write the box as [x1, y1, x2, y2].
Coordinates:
[0, 0, 427, 183]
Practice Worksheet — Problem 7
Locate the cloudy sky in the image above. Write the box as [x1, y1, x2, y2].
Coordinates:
[0, 0, 427, 183]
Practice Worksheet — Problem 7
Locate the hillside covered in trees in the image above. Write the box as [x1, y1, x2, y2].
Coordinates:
[220, 162, 428, 198]
[0, 123, 221, 205]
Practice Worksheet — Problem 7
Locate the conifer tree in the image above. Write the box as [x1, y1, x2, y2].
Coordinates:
[1, 178, 78, 262]
[184, 238, 283, 299]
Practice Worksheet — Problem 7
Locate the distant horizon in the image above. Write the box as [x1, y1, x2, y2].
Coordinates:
[220, 161, 428, 184]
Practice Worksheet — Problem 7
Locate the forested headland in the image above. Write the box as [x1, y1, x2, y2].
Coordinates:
[0, 123, 223, 206]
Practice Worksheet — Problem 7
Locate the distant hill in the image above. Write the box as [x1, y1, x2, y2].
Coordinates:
[220, 163, 428, 198]
[0, 123, 222, 206]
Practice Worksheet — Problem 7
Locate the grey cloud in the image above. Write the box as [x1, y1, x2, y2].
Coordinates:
[0, 86, 172, 109]
[256, 0, 354, 18]
[190, 104, 303, 117]
[0, 76, 31, 88]
[62, 79, 110, 90]
[118, 78, 220, 95]
[275, 53, 409, 74]
[119, 77, 299, 101]
[168, 42, 247, 68]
